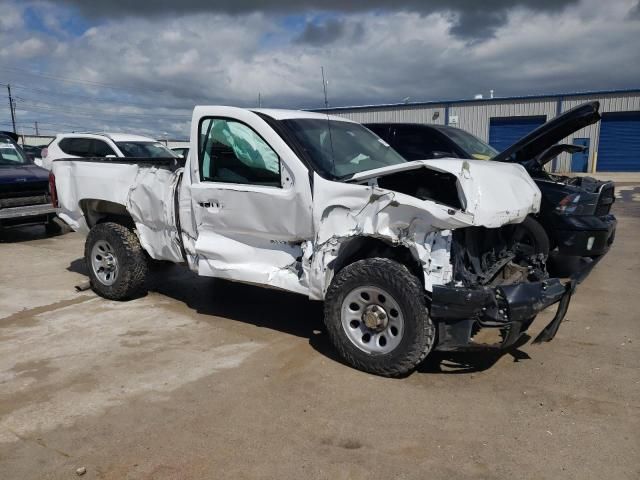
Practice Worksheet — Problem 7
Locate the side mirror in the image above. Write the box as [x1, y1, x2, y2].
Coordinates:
[431, 151, 452, 159]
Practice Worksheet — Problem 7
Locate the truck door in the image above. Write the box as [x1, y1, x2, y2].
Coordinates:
[188, 110, 313, 295]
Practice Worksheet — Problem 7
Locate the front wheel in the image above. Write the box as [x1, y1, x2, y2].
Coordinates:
[511, 216, 550, 259]
[84, 222, 149, 300]
[323, 258, 435, 377]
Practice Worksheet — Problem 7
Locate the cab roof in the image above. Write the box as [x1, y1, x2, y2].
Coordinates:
[57, 132, 159, 143]
[252, 108, 353, 122]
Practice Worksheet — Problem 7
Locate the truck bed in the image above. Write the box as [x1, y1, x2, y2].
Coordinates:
[52, 156, 185, 263]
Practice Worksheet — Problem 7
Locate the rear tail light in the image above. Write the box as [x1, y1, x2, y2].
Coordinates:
[49, 171, 58, 208]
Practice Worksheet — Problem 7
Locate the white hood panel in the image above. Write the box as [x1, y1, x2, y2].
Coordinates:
[351, 158, 541, 228]
[421, 158, 541, 228]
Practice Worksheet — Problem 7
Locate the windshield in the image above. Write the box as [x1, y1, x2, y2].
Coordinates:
[444, 128, 499, 160]
[115, 141, 177, 158]
[0, 137, 29, 166]
[281, 118, 406, 179]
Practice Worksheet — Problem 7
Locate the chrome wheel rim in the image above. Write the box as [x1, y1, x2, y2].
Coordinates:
[341, 286, 404, 355]
[91, 240, 119, 286]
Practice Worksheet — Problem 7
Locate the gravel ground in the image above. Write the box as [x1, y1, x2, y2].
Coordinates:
[1, 186, 638, 479]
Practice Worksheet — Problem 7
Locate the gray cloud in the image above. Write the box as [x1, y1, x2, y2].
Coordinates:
[296, 18, 364, 46]
[55, 0, 579, 39]
[2, 0, 639, 140]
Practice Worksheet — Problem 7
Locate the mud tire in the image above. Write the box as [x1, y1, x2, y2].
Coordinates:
[324, 258, 435, 377]
[84, 222, 148, 300]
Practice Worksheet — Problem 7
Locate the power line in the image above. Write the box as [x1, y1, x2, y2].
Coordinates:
[0, 65, 170, 95]
[14, 103, 191, 122]
[8, 82, 195, 110]
[16, 99, 191, 118]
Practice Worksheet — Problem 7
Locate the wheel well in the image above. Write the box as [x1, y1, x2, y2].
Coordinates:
[332, 236, 424, 286]
[79, 199, 135, 229]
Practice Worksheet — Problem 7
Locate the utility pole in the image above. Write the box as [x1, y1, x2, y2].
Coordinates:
[35, 121, 39, 136]
[7, 84, 16, 133]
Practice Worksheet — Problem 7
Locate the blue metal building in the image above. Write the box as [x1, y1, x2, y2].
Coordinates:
[316, 89, 640, 173]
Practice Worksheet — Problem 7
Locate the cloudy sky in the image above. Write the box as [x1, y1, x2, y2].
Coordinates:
[0, 0, 639, 140]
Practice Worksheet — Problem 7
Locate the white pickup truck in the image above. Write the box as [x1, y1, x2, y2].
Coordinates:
[51, 107, 574, 376]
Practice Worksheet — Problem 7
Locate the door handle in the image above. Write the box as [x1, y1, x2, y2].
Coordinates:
[198, 200, 222, 209]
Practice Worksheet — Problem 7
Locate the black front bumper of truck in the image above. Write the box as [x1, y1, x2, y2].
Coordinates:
[552, 214, 616, 257]
[431, 278, 575, 351]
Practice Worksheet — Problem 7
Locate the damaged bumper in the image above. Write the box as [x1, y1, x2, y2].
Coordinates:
[431, 278, 575, 351]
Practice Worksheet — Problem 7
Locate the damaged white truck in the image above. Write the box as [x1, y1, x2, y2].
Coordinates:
[51, 107, 575, 376]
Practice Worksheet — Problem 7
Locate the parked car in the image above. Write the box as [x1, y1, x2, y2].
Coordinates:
[41, 132, 179, 170]
[366, 101, 616, 278]
[51, 106, 576, 377]
[21, 144, 44, 162]
[171, 147, 189, 159]
[0, 131, 60, 233]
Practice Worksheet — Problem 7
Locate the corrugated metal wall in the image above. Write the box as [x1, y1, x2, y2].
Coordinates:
[324, 91, 640, 172]
[449, 99, 556, 142]
[332, 105, 447, 125]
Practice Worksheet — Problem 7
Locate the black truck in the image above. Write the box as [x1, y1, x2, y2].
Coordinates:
[0, 131, 60, 233]
[366, 101, 616, 278]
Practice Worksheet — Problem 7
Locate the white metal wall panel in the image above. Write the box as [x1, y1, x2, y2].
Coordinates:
[332, 105, 447, 125]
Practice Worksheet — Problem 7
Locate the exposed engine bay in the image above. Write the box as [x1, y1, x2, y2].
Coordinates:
[375, 168, 463, 210]
[368, 165, 549, 290]
[450, 226, 547, 288]
[536, 170, 610, 193]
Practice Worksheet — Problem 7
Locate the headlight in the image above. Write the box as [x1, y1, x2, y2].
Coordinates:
[555, 193, 582, 214]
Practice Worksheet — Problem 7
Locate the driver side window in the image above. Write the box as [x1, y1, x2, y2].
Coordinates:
[199, 118, 281, 187]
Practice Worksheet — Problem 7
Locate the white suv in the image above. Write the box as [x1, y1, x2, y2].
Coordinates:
[41, 132, 177, 170]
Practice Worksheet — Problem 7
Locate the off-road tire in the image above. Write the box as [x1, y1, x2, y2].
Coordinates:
[84, 222, 148, 300]
[324, 258, 435, 377]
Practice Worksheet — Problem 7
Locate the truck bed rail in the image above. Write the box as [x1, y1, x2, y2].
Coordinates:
[52, 157, 185, 171]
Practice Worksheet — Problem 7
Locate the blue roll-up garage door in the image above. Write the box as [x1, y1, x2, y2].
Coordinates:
[489, 116, 546, 152]
[597, 112, 640, 172]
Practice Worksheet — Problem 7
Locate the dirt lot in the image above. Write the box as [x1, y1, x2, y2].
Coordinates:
[1, 186, 639, 480]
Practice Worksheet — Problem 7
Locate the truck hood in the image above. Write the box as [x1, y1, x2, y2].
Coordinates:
[349, 158, 541, 228]
[491, 101, 601, 166]
[0, 164, 49, 184]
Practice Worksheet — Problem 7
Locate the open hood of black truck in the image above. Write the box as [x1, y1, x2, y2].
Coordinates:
[492, 101, 601, 166]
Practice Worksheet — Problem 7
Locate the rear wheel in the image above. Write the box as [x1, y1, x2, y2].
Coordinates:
[324, 258, 435, 377]
[84, 222, 148, 300]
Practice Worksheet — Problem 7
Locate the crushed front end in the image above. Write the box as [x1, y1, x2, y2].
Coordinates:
[430, 226, 574, 351]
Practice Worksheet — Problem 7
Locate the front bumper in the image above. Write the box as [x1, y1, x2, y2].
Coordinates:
[553, 214, 617, 257]
[0, 204, 58, 227]
[431, 278, 575, 351]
